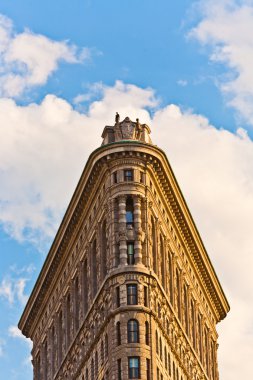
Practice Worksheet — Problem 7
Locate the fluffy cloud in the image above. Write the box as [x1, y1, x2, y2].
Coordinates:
[189, 0, 253, 126]
[0, 80, 253, 378]
[0, 14, 90, 97]
[0, 277, 29, 306]
[0, 278, 14, 304]
[0, 81, 156, 249]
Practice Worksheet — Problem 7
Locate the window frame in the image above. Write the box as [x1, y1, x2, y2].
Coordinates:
[127, 319, 139, 343]
[127, 284, 138, 305]
[128, 356, 140, 379]
[124, 169, 134, 182]
[127, 242, 135, 265]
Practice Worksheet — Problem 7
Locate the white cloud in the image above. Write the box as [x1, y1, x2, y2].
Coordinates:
[0, 81, 156, 249]
[8, 326, 32, 352]
[177, 79, 188, 87]
[0, 14, 90, 97]
[189, 0, 253, 126]
[0, 277, 29, 306]
[0, 278, 14, 304]
[0, 80, 253, 378]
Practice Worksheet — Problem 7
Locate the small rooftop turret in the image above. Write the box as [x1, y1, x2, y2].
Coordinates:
[101, 113, 152, 145]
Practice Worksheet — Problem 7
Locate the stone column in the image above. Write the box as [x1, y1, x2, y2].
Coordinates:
[118, 195, 127, 265]
[134, 195, 143, 265]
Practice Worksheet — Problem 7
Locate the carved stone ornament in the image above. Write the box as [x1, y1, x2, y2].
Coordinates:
[120, 117, 136, 140]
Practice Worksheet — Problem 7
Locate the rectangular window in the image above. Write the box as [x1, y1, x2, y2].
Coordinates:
[144, 286, 148, 307]
[128, 357, 140, 379]
[140, 172, 144, 183]
[124, 169, 133, 182]
[117, 359, 122, 380]
[116, 322, 121, 345]
[113, 172, 118, 184]
[146, 359, 150, 380]
[127, 284, 138, 305]
[127, 242, 135, 265]
[116, 286, 120, 307]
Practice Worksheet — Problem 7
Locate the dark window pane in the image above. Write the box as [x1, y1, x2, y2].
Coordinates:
[127, 243, 135, 265]
[124, 169, 133, 181]
[129, 357, 140, 379]
[116, 286, 120, 307]
[127, 319, 139, 343]
[144, 286, 148, 307]
[126, 197, 134, 226]
[117, 359, 122, 380]
[116, 322, 121, 345]
[127, 284, 137, 305]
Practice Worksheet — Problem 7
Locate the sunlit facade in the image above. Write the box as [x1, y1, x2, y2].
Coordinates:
[19, 115, 229, 380]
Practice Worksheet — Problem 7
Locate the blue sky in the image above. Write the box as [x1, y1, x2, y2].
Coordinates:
[0, 1, 253, 379]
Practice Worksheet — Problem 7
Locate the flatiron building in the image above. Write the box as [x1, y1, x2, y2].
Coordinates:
[19, 114, 229, 380]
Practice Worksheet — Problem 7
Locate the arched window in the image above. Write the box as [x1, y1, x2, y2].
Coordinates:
[116, 321, 121, 345]
[145, 321, 149, 345]
[127, 319, 139, 343]
[126, 197, 134, 226]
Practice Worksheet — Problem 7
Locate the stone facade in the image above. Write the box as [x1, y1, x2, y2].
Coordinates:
[19, 115, 230, 380]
